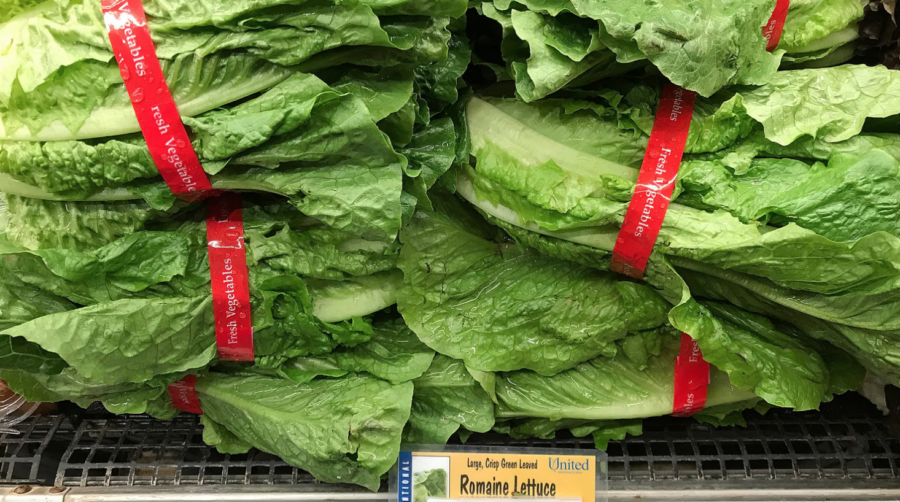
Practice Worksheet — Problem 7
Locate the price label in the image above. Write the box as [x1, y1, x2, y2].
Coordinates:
[394, 446, 606, 502]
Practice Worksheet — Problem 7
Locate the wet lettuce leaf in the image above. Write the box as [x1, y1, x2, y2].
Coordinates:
[397, 196, 671, 375]
[195, 372, 413, 490]
[405, 354, 495, 443]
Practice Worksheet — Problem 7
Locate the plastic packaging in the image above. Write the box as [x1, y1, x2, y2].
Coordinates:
[0, 380, 54, 433]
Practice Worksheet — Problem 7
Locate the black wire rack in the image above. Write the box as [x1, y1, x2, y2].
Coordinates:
[0, 415, 64, 485]
[0, 393, 891, 491]
[55, 414, 322, 487]
[40, 393, 898, 489]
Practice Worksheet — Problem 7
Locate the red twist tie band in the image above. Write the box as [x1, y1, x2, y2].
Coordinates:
[672, 334, 711, 417]
[168, 376, 203, 415]
[763, 0, 791, 51]
[207, 193, 255, 362]
[611, 84, 695, 279]
[101, 0, 213, 200]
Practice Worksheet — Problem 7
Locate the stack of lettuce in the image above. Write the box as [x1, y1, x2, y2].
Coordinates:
[397, 62, 900, 444]
[391, 2, 900, 447]
[0, 0, 895, 490]
[0, 0, 475, 241]
[454, 64, 900, 385]
[397, 194, 865, 447]
[398, 1, 900, 446]
[0, 0, 474, 489]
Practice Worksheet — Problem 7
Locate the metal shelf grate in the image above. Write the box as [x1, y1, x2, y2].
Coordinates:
[489, 409, 900, 482]
[55, 414, 321, 487]
[47, 394, 900, 489]
[0, 415, 63, 484]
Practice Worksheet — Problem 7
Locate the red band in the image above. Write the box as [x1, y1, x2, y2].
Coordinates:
[672, 333, 710, 417]
[168, 376, 203, 415]
[101, 0, 213, 199]
[763, 0, 790, 51]
[207, 193, 254, 362]
[611, 84, 695, 279]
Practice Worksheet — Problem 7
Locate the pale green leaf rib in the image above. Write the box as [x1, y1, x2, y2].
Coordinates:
[468, 97, 639, 182]
[309, 270, 403, 323]
[0, 69, 294, 141]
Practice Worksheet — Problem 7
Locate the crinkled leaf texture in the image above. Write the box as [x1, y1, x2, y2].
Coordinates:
[405, 355, 495, 443]
[0, 72, 408, 242]
[494, 333, 757, 420]
[0, 0, 465, 140]
[0, 367, 178, 419]
[0, 199, 404, 384]
[195, 372, 413, 491]
[480, 0, 782, 98]
[460, 95, 900, 322]
[397, 195, 671, 375]
[2, 295, 217, 385]
[274, 317, 435, 384]
[475, 208, 857, 411]
[498, 417, 642, 450]
[778, 0, 863, 52]
[735, 65, 900, 145]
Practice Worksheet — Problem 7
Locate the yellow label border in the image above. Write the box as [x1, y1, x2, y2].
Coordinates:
[393, 445, 607, 502]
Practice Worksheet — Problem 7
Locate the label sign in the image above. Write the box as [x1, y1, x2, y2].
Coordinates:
[610, 84, 695, 279]
[101, 0, 213, 199]
[207, 193, 255, 361]
[763, 0, 791, 51]
[397, 449, 601, 502]
[672, 333, 711, 417]
[168, 376, 203, 415]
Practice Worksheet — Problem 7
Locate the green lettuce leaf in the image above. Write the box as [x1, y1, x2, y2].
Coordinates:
[478, 0, 782, 98]
[1, 73, 407, 242]
[483, 211, 854, 410]
[201, 415, 253, 455]
[1, 295, 217, 385]
[499, 417, 642, 449]
[0, 198, 406, 385]
[669, 299, 831, 411]
[401, 116, 459, 208]
[480, 4, 624, 103]
[678, 151, 900, 242]
[0, 53, 294, 142]
[405, 354, 495, 443]
[679, 266, 899, 386]
[397, 196, 671, 375]
[414, 469, 448, 502]
[195, 372, 413, 491]
[0, 0, 44, 24]
[735, 65, 900, 145]
[0, 367, 173, 415]
[1, 196, 174, 251]
[494, 333, 757, 420]
[273, 317, 435, 384]
[308, 271, 403, 322]
[461, 95, 900, 300]
[777, 0, 863, 52]
[0, 0, 465, 140]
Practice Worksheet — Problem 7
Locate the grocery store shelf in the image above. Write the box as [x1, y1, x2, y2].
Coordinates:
[0, 394, 895, 501]
[2, 484, 900, 502]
